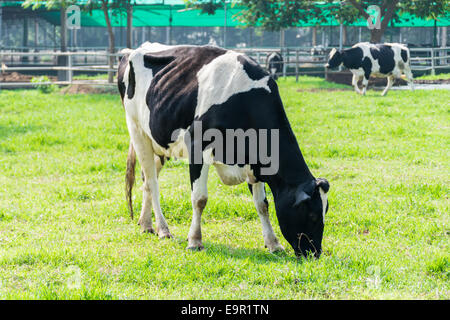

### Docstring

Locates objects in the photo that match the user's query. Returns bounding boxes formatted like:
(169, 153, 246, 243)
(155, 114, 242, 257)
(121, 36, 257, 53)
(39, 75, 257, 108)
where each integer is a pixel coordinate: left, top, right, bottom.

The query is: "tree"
(84, 0, 130, 82)
(23, 0, 77, 80)
(24, 0, 133, 82)
(186, 0, 449, 43)
(324, 0, 449, 43)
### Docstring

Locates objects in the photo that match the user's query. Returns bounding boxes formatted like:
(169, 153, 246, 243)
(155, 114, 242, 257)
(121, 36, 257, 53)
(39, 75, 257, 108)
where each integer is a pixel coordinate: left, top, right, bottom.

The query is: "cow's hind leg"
(249, 183, 284, 252)
(405, 67, 414, 91)
(188, 162, 210, 250)
(126, 117, 172, 238)
(382, 75, 394, 96)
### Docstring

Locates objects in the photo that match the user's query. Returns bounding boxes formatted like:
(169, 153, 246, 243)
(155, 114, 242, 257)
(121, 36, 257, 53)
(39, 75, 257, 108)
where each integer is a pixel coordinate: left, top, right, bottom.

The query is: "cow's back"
(121, 43, 274, 154)
(354, 42, 410, 76)
(143, 46, 227, 148)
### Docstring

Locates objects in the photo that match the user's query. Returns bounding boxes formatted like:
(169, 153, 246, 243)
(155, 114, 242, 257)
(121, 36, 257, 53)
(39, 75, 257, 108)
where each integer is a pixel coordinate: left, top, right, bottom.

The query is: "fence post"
(282, 48, 287, 78)
(295, 49, 299, 82)
(430, 48, 435, 76)
(68, 53, 72, 83)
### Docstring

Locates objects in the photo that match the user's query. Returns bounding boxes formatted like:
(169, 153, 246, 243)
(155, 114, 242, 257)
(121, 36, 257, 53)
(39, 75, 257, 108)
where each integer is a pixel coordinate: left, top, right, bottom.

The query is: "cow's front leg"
(249, 183, 284, 253)
(361, 77, 369, 95)
(352, 74, 362, 94)
(187, 162, 209, 250)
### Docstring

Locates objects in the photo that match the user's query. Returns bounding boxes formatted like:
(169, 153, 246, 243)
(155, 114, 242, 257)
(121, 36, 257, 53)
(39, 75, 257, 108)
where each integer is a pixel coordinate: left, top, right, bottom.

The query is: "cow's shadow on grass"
(199, 241, 299, 264)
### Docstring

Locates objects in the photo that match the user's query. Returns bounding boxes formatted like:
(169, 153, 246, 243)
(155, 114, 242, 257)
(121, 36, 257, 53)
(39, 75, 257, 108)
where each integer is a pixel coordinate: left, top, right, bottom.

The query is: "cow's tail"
(125, 141, 137, 220)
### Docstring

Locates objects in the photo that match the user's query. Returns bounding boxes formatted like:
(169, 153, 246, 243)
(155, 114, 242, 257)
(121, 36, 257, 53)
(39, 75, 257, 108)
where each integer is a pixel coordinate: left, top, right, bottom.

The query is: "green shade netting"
(2, 1, 449, 27)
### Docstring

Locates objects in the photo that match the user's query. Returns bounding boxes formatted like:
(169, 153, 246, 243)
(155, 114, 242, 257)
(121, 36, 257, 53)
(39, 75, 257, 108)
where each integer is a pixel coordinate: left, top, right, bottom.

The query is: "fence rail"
(0, 46, 449, 88)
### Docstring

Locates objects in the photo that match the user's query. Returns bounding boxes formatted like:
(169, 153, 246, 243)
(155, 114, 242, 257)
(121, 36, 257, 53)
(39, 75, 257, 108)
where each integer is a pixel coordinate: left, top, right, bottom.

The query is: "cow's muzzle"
(296, 233, 321, 259)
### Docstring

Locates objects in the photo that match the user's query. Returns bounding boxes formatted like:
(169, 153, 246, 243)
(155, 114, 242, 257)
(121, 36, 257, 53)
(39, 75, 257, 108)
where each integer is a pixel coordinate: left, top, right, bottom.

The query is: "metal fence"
(0, 46, 449, 88)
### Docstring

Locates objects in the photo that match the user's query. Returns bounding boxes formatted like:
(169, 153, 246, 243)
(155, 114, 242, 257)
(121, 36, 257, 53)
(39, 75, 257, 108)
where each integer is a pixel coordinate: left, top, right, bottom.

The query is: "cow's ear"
(316, 178, 330, 193)
(329, 48, 339, 58)
(294, 181, 315, 207)
(294, 190, 311, 207)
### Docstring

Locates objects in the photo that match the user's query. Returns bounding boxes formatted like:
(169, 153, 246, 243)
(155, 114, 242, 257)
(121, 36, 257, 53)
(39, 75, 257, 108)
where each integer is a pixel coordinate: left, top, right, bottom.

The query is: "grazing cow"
(325, 42, 414, 96)
(118, 42, 329, 258)
(266, 52, 284, 80)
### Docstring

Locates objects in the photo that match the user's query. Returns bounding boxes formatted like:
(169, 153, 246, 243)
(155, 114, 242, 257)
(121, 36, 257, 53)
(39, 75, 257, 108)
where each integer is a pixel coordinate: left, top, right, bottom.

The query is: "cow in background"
(266, 52, 284, 80)
(326, 42, 414, 96)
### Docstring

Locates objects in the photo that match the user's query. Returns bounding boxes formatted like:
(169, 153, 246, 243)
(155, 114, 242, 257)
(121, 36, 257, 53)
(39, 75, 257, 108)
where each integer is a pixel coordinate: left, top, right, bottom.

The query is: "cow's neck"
(263, 115, 314, 196)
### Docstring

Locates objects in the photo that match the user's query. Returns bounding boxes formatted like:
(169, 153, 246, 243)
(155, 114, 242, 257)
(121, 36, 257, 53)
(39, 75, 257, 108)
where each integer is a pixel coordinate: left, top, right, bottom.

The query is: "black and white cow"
(326, 42, 414, 96)
(118, 42, 329, 258)
(266, 52, 284, 80)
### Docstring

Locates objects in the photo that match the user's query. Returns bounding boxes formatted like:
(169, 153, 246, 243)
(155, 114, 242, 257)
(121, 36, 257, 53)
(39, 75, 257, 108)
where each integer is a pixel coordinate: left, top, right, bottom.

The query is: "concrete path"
(390, 84, 450, 90)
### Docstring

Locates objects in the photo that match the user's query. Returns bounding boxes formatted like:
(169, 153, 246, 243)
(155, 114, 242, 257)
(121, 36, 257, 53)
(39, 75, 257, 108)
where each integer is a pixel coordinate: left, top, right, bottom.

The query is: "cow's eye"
(309, 212, 319, 222)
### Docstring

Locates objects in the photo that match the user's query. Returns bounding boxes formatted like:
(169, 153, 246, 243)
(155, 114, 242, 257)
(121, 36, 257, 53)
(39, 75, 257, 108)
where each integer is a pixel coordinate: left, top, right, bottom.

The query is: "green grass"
(72, 73, 109, 80)
(0, 76, 448, 299)
(416, 72, 450, 80)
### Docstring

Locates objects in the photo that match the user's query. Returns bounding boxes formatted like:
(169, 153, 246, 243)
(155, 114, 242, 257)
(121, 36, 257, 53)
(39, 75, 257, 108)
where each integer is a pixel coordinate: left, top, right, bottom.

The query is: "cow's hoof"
(187, 244, 204, 251)
(266, 243, 285, 253)
(158, 231, 173, 239)
(141, 226, 155, 234)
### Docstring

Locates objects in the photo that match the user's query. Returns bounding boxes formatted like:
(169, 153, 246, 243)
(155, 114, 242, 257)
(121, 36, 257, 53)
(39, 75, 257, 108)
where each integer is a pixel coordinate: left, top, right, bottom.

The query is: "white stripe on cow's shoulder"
(195, 51, 271, 118)
(319, 187, 328, 222)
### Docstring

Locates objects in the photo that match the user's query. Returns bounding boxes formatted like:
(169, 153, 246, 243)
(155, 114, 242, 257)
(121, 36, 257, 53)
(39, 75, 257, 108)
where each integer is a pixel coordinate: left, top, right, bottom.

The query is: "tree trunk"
(60, 5, 67, 52)
(312, 26, 317, 46)
(101, 1, 115, 83)
(57, 5, 68, 80)
(370, 28, 383, 43)
(343, 25, 347, 46)
(126, 1, 133, 48)
(349, 0, 398, 44)
(22, 18, 29, 63)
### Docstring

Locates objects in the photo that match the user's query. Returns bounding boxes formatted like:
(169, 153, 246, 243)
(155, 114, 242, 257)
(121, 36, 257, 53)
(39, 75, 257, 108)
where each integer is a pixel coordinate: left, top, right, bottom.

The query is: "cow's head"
(267, 53, 282, 79)
(276, 178, 330, 258)
(325, 48, 342, 69)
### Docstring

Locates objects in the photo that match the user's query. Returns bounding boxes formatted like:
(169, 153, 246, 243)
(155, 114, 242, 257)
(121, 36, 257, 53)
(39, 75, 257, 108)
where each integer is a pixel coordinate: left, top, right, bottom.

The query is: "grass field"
(416, 73, 450, 80)
(0, 77, 448, 299)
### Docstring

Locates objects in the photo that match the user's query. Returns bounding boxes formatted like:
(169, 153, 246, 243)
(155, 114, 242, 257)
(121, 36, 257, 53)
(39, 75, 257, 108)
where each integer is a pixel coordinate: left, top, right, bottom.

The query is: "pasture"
(0, 77, 448, 299)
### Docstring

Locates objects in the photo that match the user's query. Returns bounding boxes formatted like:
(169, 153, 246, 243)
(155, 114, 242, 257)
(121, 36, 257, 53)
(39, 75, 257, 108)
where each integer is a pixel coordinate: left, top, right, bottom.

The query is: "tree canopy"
(186, 0, 450, 42)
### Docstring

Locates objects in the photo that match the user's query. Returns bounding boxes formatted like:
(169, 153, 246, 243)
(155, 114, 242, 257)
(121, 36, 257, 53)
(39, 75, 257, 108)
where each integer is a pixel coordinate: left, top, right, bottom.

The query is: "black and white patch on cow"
(266, 52, 284, 80)
(118, 42, 330, 258)
(326, 42, 414, 96)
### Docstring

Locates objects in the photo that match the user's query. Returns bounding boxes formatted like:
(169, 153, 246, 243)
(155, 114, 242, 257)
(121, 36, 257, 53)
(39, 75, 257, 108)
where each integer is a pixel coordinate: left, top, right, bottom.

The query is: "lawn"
(0, 76, 448, 299)
(416, 72, 450, 81)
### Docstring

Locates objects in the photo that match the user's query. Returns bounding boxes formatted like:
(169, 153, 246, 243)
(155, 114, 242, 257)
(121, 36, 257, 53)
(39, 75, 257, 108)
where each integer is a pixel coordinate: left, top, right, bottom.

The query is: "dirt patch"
(0, 72, 57, 83)
(60, 84, 117, 95)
